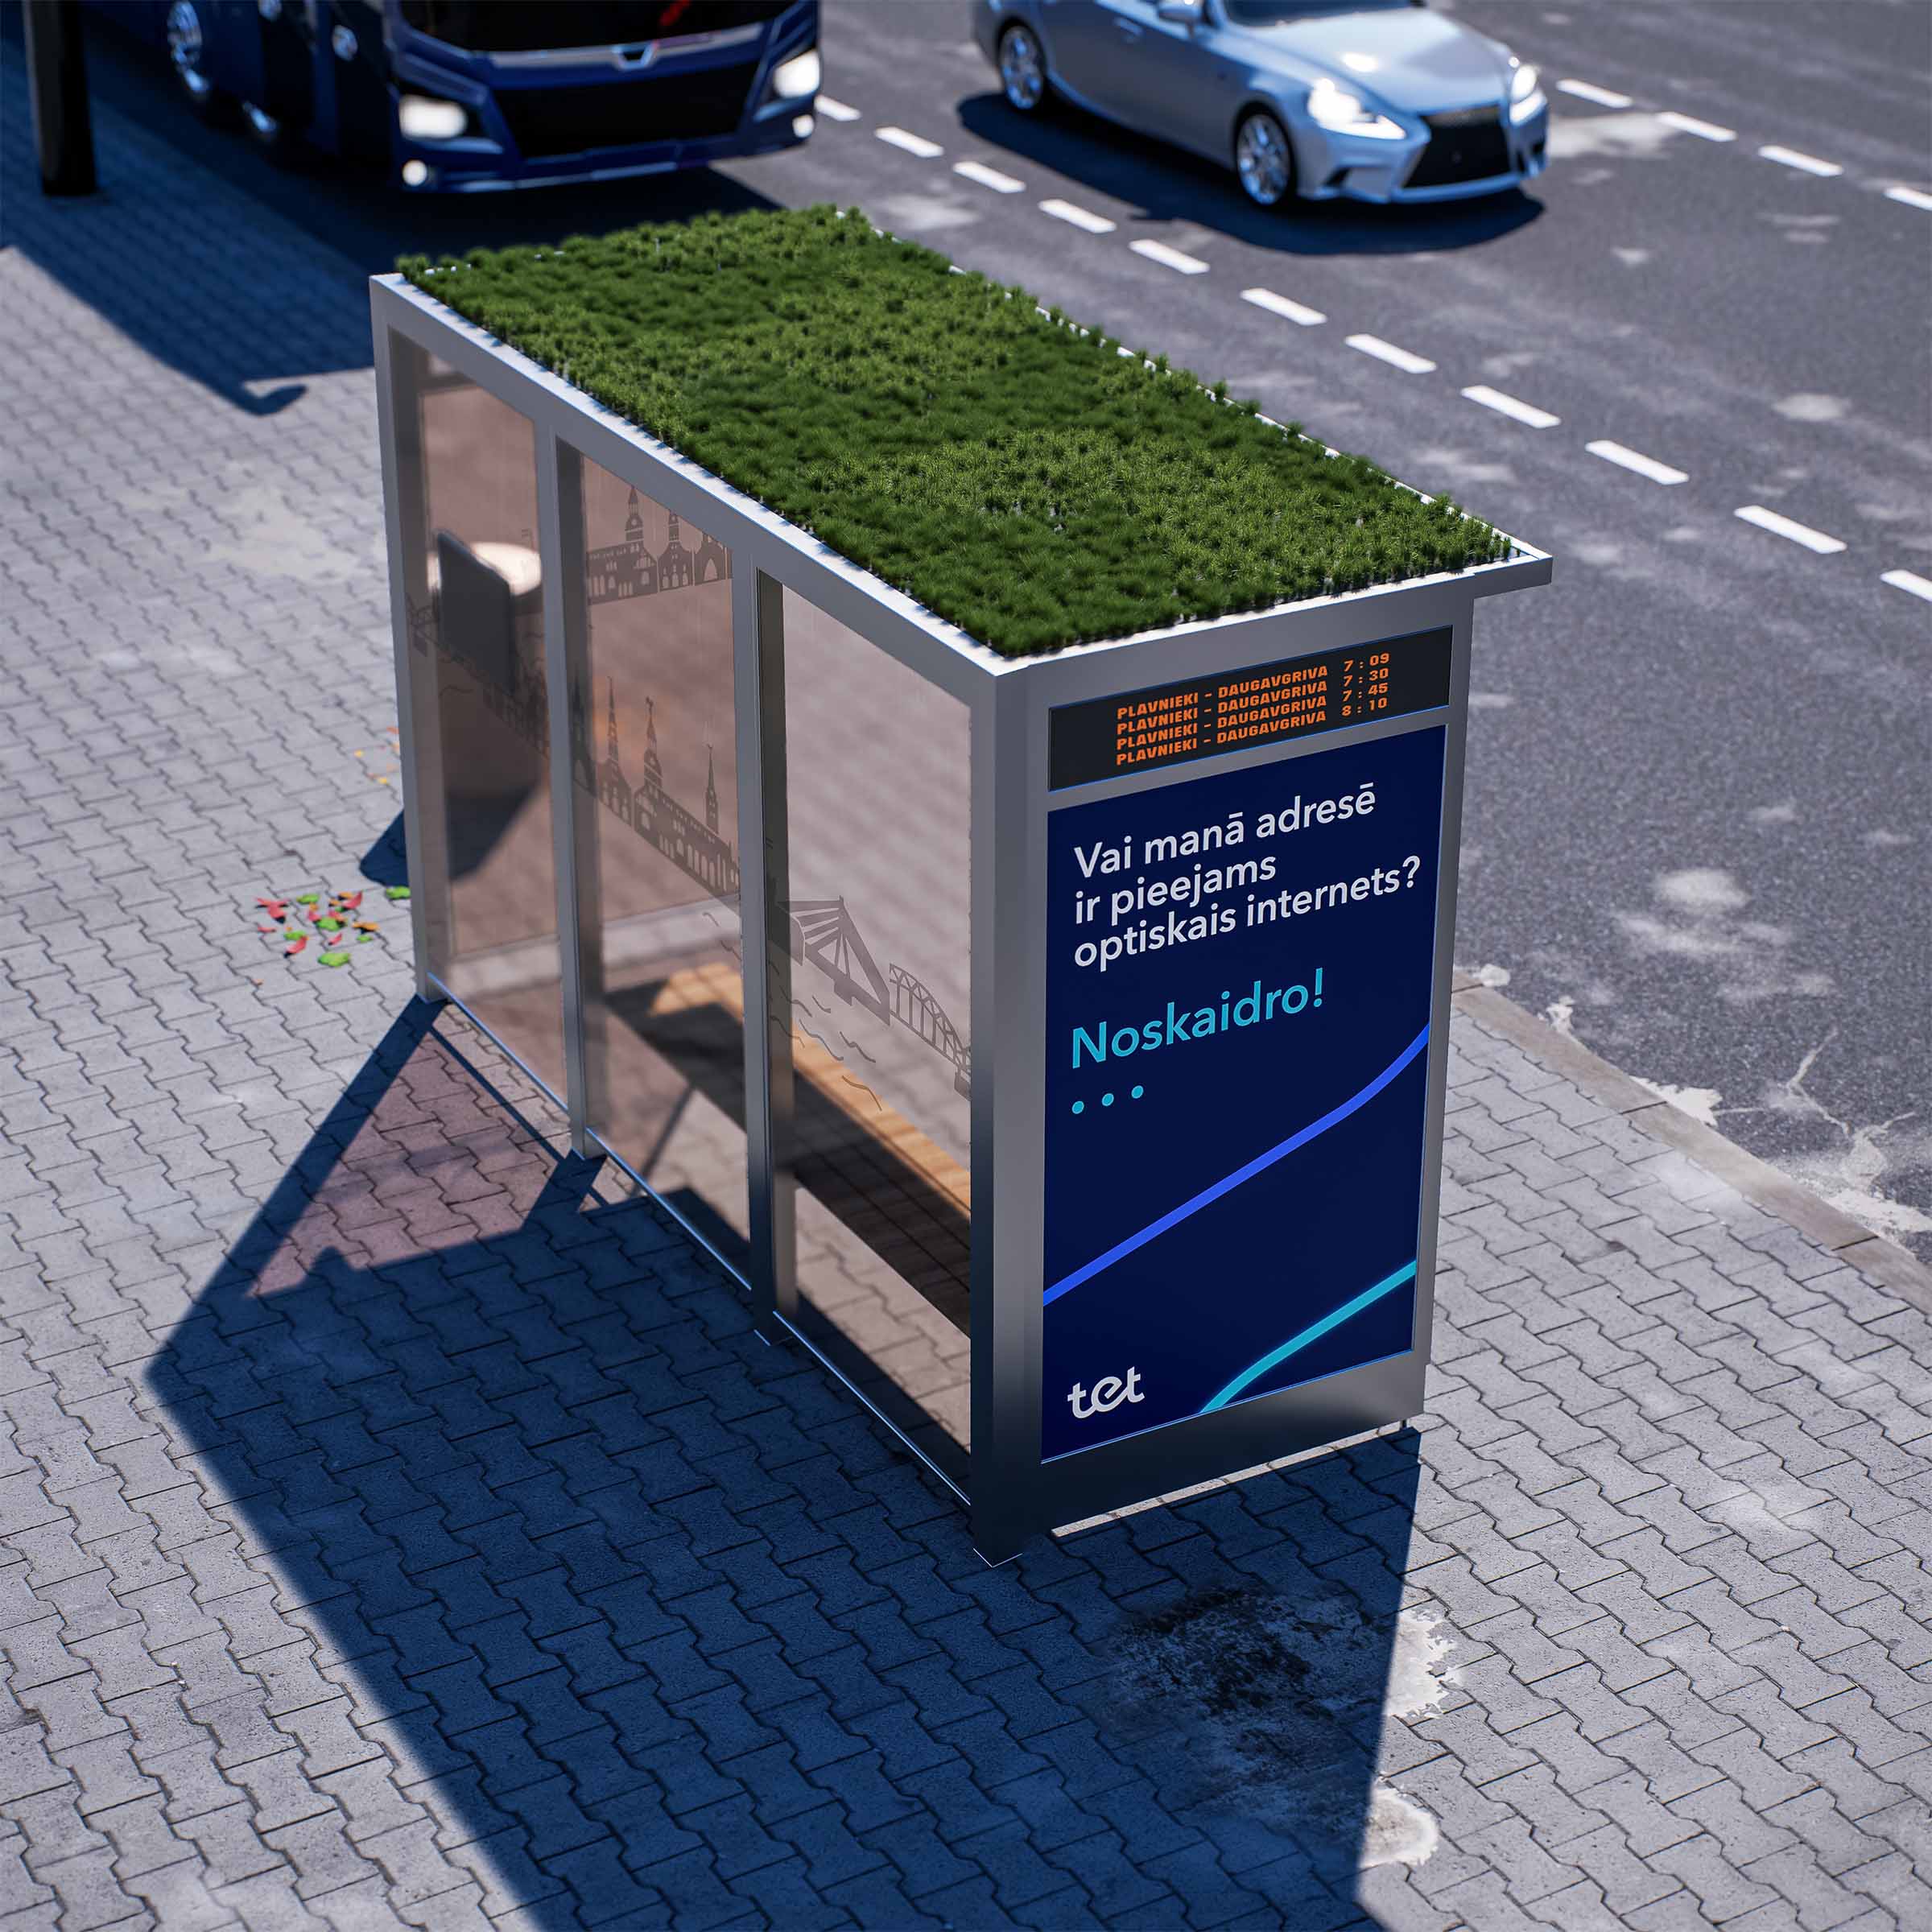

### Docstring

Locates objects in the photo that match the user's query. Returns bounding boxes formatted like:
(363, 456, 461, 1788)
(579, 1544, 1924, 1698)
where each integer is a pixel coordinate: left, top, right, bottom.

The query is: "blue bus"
(97, 1, 819, 190)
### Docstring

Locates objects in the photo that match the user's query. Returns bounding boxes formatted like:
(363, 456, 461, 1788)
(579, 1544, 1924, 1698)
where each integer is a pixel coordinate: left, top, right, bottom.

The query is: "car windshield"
(1223, 1, 1417, 24)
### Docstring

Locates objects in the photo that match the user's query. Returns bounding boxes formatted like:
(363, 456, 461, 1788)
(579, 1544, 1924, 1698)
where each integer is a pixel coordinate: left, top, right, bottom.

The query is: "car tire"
(1234, 108, 1298, 208)
(997, 22, 1050, 115)
(164, 0, 232, 122)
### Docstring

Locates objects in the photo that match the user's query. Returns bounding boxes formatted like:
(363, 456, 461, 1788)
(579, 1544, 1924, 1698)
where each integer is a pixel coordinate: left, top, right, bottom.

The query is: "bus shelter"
(371, 221, 1548, 1561)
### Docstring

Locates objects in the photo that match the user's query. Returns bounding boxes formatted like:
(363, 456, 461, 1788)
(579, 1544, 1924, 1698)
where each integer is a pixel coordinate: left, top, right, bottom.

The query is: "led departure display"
(1049, 625, 1452, 791)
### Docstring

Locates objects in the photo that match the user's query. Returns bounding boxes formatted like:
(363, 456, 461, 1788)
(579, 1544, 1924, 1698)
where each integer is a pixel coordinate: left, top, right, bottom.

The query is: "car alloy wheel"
(1000, 24, 1046, 114)
(242, 100, 302, 160)
(165, 0, 217, 105)
(1236, 109, 1295, 207)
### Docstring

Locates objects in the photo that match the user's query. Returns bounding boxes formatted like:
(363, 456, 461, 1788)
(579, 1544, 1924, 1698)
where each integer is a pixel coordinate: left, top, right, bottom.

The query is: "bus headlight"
(398, 94, 470, 142)
(770, 47, 820, 100)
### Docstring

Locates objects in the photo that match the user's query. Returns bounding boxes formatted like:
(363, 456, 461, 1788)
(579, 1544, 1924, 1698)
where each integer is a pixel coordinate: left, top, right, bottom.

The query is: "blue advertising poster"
(1042, 724, 1447, 1460)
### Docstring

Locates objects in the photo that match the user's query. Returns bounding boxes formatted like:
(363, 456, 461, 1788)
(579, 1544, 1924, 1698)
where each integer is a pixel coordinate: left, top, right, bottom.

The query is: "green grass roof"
(400, 204, 1512, 659)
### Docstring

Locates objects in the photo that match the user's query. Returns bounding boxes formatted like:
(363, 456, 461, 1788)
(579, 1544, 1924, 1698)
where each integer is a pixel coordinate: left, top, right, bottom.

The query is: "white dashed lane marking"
(1586, 440, 1688, 485)
(876, 126, 943, 158)
(1039, 198, 1117, 234)
(894, 152, 1901, 598)
(1558, 79, 1633, 108)
(1658, 111, 1736, 142)
(1462, 386, 1561, 429)
(815, 96, 861, 122)
(1759, 144, 1843, 177)
(1735, 506, 1847, 554)
(1241, 287, 1326, 326)
(1346, 334, 1435, 374)
(953, 160, 1023, 193)
(1130, 238, 1210, 275)
(1532, 80, 1898, 235)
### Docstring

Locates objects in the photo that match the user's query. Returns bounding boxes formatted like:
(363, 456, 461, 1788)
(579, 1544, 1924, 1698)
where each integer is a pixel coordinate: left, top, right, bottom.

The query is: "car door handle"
(1115, 22, 1142, 39)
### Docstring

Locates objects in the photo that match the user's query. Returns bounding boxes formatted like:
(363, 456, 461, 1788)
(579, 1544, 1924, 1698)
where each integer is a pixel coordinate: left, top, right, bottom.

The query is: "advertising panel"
(1041, 639, 1450, 1462)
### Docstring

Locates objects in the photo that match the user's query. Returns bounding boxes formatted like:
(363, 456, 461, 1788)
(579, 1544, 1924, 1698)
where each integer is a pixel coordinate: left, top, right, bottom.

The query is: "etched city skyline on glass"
(409, 361, 566, 1097)
(566, 461, 750, 1245)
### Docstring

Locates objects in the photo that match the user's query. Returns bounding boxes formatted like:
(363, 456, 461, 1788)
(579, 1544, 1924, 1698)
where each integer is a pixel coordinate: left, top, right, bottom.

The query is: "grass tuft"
(399, 204, 1513, 658)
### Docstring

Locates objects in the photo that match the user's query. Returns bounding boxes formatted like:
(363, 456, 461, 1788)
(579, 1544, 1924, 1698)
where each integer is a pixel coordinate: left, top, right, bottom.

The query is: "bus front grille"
(495, 65, 758, 158)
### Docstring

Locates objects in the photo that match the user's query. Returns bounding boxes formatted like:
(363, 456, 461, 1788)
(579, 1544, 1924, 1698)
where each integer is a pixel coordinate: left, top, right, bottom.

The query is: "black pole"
(23, 0, 97, 197)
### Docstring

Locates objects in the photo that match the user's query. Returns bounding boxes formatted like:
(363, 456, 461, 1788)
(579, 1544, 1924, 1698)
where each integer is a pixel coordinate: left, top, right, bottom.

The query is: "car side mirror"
(1156, 0, 1203, 25)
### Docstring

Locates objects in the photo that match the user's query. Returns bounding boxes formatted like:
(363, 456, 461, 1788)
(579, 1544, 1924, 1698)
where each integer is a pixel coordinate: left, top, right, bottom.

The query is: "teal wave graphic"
(1198, 1260, 1418, 1414)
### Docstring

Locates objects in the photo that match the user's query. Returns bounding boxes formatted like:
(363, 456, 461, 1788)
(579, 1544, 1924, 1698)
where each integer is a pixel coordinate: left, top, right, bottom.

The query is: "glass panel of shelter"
(399, 345, 567, 1098)
(391, 350, 972, 1465)
(556, 448, 751, 1253)
(774, 588, 974, 1456)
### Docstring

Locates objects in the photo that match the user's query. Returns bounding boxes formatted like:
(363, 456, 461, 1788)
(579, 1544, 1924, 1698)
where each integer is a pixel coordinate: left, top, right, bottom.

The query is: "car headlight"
(1306, 77, 1405, 139)
(1508, 60, 1545, 122)
(770, 47, 820, 100)
(398, 94, 469, 141)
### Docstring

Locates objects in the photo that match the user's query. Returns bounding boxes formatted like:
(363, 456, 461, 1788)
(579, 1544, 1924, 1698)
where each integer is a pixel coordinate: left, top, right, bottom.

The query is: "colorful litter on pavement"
(254, 886, 408, 968)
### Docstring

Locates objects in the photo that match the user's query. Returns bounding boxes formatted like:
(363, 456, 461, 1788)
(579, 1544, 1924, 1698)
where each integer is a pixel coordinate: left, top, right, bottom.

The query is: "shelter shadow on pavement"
(359, 813, 410, 892)
(148, 997, 1425, 1930)
(955, 91, 1542, 258)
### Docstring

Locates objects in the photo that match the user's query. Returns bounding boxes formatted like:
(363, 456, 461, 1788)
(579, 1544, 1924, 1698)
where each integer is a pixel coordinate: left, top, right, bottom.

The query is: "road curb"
(1451, 971, 1932, 1313)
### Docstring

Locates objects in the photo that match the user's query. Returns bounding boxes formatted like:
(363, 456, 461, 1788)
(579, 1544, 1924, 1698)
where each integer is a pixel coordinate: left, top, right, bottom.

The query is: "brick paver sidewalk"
(4, 47, 1931, 1932)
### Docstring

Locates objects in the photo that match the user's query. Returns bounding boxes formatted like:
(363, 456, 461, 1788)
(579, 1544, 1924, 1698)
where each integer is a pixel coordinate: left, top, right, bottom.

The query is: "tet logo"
(1067, 1368, 1145, 1421)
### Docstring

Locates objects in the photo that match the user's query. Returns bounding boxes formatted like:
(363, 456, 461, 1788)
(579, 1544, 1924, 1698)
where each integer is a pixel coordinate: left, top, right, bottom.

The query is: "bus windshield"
(398, 1, 791, 54)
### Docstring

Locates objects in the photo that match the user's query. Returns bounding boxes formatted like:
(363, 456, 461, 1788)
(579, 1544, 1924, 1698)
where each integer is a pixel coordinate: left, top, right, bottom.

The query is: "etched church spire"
(569, 673, 594, 791)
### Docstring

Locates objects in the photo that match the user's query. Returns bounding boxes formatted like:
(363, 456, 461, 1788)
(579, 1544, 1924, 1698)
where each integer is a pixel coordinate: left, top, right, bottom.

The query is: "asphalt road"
(30, 1, 1932, 1257)
(746, 0, 1932, 1261)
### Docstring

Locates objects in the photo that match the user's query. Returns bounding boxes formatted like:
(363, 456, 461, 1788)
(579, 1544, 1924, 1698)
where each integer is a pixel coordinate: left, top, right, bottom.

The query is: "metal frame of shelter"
(371, 271, 1551, 1563)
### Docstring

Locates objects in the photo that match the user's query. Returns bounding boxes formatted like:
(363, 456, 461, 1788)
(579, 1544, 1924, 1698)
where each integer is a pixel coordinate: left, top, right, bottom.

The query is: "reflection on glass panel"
(567, 457, 748, 1247)
(779, 589, 973, 1448)
(407, 351, 565, 1095)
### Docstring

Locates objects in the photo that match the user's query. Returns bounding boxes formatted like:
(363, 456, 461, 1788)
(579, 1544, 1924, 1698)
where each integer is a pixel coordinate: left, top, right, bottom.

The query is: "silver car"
(972, 0, 1550, 207)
